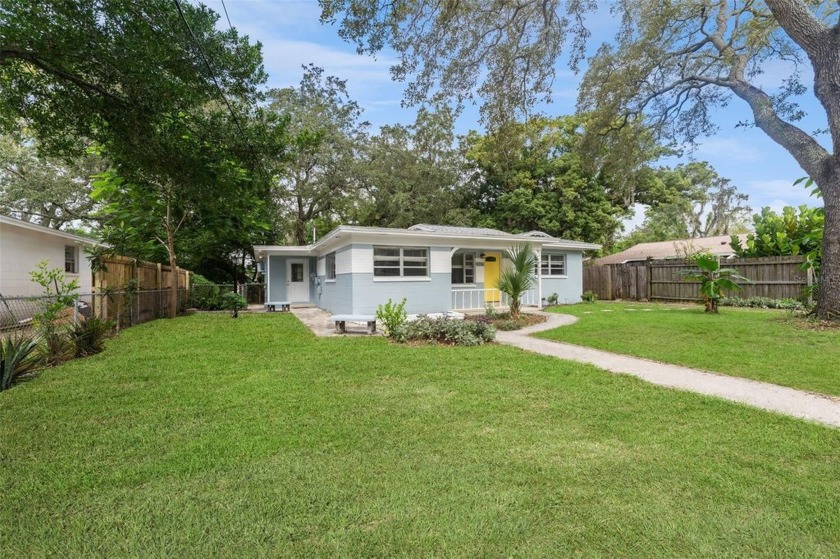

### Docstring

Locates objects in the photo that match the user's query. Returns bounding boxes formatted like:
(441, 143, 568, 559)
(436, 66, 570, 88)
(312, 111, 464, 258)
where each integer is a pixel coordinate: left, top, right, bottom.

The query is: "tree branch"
(764, 0, 832, 58)
(0, 47, 126, 104)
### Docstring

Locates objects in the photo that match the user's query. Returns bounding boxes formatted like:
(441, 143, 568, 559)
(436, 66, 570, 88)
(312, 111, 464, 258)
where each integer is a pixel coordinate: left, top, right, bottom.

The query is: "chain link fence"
(0, 289, 190, 335)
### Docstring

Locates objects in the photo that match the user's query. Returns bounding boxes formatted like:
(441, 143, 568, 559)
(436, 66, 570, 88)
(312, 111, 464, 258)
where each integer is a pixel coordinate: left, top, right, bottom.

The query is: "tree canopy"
(318, 0, 840, 318)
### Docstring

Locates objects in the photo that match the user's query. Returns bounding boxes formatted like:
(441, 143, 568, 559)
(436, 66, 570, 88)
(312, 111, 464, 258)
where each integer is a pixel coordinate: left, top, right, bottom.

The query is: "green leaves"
(497, 245, 536, 319)
(680, 254, 747, 313)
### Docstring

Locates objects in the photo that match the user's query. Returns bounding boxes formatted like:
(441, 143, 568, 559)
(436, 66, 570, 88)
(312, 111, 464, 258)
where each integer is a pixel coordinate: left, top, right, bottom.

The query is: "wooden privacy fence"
(584, 255, 812, 302)
(93, 255, 192, 326)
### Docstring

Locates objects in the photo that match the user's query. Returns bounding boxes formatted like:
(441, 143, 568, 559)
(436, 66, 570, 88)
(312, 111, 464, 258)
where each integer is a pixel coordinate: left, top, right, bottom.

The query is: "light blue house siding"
(314, 245, 352, 314)
(349, 245, 451, 315)
(267, 255, 317, 303)
(540, 251, 583, 304)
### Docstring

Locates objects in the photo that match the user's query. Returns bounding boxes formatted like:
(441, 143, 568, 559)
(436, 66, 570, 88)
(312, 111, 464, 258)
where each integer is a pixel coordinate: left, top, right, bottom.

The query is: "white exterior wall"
(0, 221, 93, 296)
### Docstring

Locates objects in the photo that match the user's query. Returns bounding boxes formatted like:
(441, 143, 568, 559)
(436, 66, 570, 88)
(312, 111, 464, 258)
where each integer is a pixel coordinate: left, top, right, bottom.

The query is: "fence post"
(605, 266, 613, 300)
(646, 257, 653, 301)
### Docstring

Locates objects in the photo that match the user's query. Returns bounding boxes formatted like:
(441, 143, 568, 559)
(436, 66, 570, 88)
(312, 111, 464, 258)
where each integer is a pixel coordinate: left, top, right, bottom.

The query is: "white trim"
(0, 215, 101, 245)
(373, 277, 432, 283)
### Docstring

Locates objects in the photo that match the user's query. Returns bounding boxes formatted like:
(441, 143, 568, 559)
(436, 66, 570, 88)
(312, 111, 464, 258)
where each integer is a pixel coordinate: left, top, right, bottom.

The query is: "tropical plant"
(0, 333, 40, 391)
(496, 245, 536, 319)
(681, 254, 748, 314)
(375, 298, 407, 338)
(73, 317, 115, 357)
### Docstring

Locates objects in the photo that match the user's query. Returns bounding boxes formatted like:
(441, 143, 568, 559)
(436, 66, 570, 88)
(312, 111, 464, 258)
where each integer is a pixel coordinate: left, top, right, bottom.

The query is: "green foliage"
(0, 333, 40, 391)
(355, 107, 474, 228)
(581, 291, 598, 303)
(28, 261, 79, 364)
(188, 274, 229, 310)
(618, 162, 750, 251)
(73, 317, 115, 357)
(375, 298, 407, 338)
(545, 293, 560, 305)
(731, 205, 824, 275)
(681, 254, 747, 313)
(462, 116, 656, 245)
(266, 64, 367, 244)
(719, 297, 806, 311)
(0, 0, 266, 161)
(496, 245, 536, 319)
(223, 292, 248, 318)
(400, 316, 496, 346)
(0, 133, 106, 228)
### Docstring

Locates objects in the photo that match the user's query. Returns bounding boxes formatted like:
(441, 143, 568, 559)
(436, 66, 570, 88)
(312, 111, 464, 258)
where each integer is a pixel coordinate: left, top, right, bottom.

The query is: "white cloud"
(743, 178, 819, 211)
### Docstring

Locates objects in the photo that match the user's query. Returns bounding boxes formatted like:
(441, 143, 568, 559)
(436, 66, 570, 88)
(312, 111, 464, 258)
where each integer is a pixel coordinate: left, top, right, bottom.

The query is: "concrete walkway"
(496, 311, 840, 428)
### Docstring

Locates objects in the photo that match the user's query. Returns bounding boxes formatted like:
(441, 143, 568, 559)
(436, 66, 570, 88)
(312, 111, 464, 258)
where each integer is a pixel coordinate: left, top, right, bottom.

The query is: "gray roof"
(593, 234, 748, 265)
(407, 224, 511, 237)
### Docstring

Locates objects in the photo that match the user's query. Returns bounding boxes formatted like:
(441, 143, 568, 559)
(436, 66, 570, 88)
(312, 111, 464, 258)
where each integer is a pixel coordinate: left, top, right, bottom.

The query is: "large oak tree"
(320, 0, 840, 319)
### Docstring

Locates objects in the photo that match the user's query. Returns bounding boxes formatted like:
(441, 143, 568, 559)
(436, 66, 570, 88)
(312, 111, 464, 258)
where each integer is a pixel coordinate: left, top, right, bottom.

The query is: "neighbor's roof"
(593, 234, 748, 266)
(0, 214, 100, 245)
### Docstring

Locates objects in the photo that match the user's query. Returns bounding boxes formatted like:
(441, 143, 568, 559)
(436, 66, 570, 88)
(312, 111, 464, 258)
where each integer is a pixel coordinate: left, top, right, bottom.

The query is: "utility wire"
(170, 0, 272, 181)
(220, 0, 233, 29)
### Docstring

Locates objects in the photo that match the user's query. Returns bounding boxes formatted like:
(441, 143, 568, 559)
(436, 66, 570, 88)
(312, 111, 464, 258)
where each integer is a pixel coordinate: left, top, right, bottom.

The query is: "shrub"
(401, 316, 495, 346)
(29, 261, 78, 365)
(581, 291, 598, 303)
(189, 274, 227, 310)
(73, 317, 115, 357)
(376, 298, 407, 338)
(223, 292, 248, 318)
(719, 296, 806, 311)
(496, 245, 536, 319)
(545, 293, 559, 305)
(1, 333, 40, 391)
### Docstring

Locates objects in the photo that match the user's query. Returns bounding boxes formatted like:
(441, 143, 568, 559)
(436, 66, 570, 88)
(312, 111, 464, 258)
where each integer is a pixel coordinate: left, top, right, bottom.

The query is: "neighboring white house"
(0, 215, 99, 297)
(254, 224, 601, 316)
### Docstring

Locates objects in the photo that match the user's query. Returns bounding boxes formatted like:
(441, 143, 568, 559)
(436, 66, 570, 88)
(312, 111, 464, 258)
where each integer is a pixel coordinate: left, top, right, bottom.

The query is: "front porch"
(451, 287, 540, 311)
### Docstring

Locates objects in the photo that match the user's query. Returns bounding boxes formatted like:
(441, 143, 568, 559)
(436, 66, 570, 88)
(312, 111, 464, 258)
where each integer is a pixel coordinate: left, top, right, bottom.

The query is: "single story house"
(253, 224, 600, 315)
(0, 214, 98, 296)
(592, 233, 749, 266)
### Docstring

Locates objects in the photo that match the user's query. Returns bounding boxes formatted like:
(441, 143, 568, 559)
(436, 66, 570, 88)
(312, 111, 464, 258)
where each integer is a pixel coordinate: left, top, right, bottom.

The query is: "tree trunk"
(163, 196, 179, 319)
(817, 179, 840, 319)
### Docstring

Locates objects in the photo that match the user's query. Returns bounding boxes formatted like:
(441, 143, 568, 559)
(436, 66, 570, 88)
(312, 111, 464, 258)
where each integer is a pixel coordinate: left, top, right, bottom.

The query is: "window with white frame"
(451, 252, 475, 284)
(541, 253, 566, 276)
(326, 252, 336, 280)
(373, 246, 428, 277)
(64, 245, 77, 274)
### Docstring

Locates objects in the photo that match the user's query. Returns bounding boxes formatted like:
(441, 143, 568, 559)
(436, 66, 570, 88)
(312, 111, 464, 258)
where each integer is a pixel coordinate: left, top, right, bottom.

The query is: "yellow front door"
(484, 253, 501, 303)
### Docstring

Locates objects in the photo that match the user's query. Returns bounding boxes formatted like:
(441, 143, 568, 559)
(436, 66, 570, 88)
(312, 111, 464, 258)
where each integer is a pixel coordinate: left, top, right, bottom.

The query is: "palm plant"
(1, 333, 40, 391)
(682, 254, 748, 313)
(496, 245, 536, 319)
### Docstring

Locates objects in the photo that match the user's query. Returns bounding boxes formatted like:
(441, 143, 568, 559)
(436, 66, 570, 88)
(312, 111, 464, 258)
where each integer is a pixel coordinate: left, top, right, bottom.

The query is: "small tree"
(496, 245, 536, 320)
(682, 254, 747, 314)
(29, 260, 79, 363)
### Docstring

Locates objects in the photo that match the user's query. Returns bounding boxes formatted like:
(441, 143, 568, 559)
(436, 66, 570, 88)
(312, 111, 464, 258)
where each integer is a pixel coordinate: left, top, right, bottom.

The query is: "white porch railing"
(451, 288, 539, 311)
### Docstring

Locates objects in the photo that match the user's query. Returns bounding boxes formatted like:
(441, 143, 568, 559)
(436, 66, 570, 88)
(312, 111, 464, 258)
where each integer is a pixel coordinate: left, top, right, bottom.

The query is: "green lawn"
(2, 313, 839, 557)
(539, 302, 840, 397)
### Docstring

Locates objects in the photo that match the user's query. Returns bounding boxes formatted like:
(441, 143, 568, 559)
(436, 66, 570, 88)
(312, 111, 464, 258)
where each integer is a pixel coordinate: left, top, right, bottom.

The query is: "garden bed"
(465, 311, 547, 331)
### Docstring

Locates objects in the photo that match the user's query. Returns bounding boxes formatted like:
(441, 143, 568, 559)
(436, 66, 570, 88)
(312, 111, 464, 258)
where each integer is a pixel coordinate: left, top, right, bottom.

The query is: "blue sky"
(204, 0, 826, 231)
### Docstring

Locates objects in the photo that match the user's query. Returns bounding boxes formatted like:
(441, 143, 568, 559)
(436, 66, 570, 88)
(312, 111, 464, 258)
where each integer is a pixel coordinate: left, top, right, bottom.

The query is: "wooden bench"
(265, 301, 291, 312)
(330, 314, 377, 334)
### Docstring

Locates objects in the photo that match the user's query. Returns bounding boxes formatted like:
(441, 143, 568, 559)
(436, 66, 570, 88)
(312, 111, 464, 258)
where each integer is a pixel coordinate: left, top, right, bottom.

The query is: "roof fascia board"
(0, 215, 101, 245)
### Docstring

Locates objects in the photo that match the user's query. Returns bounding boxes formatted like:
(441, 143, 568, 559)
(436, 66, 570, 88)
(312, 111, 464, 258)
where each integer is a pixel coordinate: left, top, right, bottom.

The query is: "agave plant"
(682, 254, 748, 313)
(1, 333, 41, 391)
(496, 244, 536, 320)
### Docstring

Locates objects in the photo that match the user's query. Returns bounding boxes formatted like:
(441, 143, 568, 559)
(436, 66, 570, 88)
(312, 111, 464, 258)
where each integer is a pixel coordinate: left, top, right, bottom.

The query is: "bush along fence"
(584, 255, 813, 303)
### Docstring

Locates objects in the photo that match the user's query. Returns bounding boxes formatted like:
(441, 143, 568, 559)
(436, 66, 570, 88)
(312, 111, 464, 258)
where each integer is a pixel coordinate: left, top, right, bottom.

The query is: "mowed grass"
(2, 313, 839, 557)
(540, 302, 840, 396)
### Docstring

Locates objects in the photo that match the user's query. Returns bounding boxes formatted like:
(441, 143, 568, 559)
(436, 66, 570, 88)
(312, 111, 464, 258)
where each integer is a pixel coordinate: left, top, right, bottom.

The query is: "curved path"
(496, 311, 840, 428)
